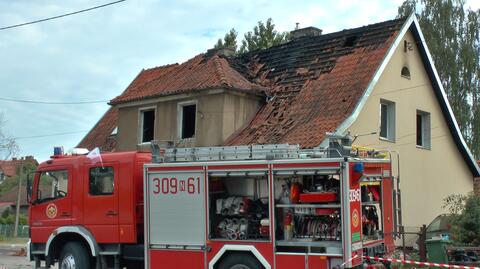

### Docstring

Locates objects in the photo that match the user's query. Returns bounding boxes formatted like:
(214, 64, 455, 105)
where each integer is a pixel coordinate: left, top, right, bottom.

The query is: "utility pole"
(13, 158, 23, 237)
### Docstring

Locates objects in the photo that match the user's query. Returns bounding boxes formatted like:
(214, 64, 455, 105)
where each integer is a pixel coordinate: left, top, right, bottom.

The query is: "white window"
(177, 101, 197, 139)
(139, 107, 155, 143)
(416, 110, 431, 149)
(379, 99, 395, 141)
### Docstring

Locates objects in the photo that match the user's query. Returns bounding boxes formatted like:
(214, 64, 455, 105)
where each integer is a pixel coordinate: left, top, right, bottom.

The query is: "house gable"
(346, 16, 476, 227)
(336, 15, 479, 178)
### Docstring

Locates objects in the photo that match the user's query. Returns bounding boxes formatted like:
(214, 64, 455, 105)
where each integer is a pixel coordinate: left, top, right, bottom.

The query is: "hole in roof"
(401, 66, 411, 79)
(344, 35, 358, 47)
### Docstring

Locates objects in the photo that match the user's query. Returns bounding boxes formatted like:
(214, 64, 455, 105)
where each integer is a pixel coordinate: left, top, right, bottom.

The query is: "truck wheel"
(59, 242, 90, 269)
(217, 253, 263, 269)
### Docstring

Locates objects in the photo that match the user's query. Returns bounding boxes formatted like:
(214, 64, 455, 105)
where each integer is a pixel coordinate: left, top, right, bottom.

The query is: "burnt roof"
(226, 18, 404, 147)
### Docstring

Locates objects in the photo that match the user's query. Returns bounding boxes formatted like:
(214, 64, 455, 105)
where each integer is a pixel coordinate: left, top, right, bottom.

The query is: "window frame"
(379, 99, 396, 142)
(138, 106, 156, 144)
(177, 100, 197, 139)
(416, 110, 431, 149)
(88, 166, 115, 196)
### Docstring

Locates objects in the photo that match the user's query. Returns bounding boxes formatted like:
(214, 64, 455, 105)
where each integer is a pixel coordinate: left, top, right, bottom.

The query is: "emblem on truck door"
(46, 203, 57, 219)
(352, 208, 359, 228)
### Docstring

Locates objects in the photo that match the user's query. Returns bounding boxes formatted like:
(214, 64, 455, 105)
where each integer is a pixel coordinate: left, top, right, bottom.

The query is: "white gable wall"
(348, 30, 473, 230)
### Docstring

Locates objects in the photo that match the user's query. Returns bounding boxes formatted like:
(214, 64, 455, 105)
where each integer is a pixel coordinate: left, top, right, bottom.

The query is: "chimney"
(290, 26, 322, 39)
(206, 47, 236, 57)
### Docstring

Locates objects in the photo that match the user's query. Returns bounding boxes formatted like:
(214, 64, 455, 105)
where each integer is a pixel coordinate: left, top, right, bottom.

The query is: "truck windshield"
(37, 170, 68, 203)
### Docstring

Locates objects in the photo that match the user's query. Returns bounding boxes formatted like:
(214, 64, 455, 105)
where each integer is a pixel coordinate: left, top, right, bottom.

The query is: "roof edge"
(77, 106, 115, 148)
(331, 14, 414, 141)
(409, 16, 480, 177)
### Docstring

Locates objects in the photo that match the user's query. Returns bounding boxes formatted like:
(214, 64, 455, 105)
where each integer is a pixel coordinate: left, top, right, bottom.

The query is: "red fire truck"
(27, 140, 400, 269)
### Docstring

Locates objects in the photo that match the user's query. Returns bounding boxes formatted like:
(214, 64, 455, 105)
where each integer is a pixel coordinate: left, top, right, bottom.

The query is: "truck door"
(30, 168, 73, 242)
(84, 163, 119, 242)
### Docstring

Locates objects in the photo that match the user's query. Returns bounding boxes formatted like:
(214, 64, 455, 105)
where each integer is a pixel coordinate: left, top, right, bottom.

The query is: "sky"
(1, 0, 479, 163)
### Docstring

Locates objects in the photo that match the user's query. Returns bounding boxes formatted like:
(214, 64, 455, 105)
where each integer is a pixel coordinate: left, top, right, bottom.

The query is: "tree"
(0, 113, 17, 160)
(239, 18, 290, 54)
(214, 28, 238, 52)
(397, 1, 480, 157)
(213, 18, 290, 55)
(443, 193, 480, 245)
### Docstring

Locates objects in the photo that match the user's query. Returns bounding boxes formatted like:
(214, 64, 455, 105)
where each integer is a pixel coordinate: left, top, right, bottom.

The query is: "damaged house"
(78, 15, 480, 230)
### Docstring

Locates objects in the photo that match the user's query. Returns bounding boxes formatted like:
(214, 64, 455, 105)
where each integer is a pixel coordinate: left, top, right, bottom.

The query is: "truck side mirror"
(26, 173, 33, 204)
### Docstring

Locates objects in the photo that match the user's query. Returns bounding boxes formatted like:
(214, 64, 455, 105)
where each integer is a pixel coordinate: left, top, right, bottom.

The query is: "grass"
(0, 236, 28, 245)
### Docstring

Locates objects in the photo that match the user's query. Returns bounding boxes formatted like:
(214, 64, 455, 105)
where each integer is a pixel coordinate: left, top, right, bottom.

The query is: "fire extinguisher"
(284, 211, 293, 240)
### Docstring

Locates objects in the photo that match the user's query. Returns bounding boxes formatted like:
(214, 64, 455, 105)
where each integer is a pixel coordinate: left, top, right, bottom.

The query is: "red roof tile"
(0, 156, 38, 177)
(110, 54, 265, 105)
(77, 107, 118, 152)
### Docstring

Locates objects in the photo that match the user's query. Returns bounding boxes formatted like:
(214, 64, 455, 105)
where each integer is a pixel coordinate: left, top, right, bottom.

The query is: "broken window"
(379, 100, 395, 141)
(141, 109, 155, 143)
(416, 110, 431, 149)
(179, 102, 196, 139)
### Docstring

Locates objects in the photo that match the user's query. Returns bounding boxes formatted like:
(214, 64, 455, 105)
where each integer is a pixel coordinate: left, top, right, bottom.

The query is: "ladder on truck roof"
(150, 143, 327, 163)
(149, 141, 385, 163)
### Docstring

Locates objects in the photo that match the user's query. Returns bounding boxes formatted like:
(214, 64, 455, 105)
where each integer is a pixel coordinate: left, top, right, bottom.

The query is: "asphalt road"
(0, 244, 33, 269)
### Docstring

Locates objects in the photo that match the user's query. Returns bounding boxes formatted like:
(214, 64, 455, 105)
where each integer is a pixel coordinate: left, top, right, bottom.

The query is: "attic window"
(401, 66, 411, 79)
(140, 108, 155, 143)
(344, 35, 358, 47)
(178, 101, 196, 139)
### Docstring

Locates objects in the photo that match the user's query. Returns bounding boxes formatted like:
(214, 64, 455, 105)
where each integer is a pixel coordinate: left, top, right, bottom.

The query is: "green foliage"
(397, 0, 480, 157)
(452, 194, 480, 245)
(214, 28, 238, 52)
(442, 193, 480, 245)
(0, 209, 27, 225)
(0, 161, 37, 196)
(214, 18, 290, 55)
(239, 18, 290, 54)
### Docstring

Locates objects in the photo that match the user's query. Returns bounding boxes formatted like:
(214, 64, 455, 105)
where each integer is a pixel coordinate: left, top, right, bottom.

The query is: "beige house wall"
(348, 30, 473, 229)
(116, 90, 261, 151)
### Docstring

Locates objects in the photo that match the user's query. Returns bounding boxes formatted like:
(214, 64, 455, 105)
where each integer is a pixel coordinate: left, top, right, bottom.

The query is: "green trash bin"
(426, 238, 452, 264)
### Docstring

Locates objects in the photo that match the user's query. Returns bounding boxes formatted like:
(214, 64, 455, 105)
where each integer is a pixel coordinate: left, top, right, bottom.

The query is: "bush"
(0, 210, 27, 225)
(443, 193, 480, 245)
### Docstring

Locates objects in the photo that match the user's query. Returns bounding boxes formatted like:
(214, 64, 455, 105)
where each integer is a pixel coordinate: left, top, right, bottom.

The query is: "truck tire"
(217, 253, 263, 269)
(59, 242, 91, 269)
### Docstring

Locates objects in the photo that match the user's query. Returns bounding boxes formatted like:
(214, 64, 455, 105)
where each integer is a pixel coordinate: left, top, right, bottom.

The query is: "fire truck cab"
(144, 142, 400, 269)
(28, 151, 150, 269)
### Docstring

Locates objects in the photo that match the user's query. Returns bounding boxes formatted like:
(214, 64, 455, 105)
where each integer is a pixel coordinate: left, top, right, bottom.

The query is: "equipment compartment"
(274, 173, 343, 254)
(208, 173, 270, 241)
